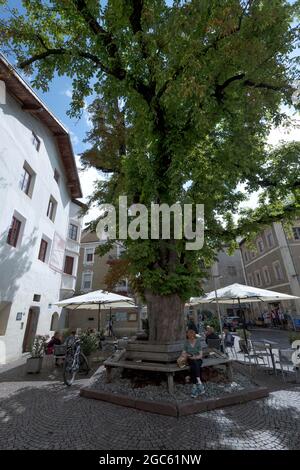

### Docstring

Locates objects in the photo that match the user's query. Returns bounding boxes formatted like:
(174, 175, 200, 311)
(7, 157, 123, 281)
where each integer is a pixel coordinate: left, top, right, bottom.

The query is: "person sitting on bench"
(205, 326, 219, 344)
(182, 329, 205, 398)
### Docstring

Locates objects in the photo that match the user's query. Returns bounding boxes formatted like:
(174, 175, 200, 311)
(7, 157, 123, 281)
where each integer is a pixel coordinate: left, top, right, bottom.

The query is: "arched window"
(50, 312, 59, 331)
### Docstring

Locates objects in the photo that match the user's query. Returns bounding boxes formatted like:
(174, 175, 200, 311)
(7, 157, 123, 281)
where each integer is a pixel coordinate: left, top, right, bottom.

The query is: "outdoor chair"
(225, 341, 238, 360)
(251, 341, 272, 369)
(238, 340, 260, 375)
(276, 349, 299, 382)
(207, 338, 221, 350)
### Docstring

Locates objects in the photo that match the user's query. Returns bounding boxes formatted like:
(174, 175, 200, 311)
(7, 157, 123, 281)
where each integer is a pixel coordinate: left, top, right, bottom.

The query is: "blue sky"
(0, 0, 299, 222)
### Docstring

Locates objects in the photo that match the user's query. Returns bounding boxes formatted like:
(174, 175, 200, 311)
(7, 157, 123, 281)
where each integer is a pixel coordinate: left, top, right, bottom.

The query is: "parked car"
(223, 316, 242, 332)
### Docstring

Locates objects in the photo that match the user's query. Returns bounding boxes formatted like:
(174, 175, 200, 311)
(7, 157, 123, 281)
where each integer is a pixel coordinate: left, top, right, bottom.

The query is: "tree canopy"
(1, 1, 299, 321)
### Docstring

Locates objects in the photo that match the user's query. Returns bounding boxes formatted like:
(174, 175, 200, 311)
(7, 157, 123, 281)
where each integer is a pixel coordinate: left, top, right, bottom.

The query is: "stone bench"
(104, 351, 233, 394)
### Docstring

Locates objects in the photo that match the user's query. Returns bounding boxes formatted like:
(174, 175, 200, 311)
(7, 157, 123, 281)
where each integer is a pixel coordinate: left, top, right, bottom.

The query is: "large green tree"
(1, 0, 299, 342)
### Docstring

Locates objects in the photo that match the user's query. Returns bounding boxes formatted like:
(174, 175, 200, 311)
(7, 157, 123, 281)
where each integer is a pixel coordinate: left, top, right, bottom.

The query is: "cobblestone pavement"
(0, 360, 299, 450)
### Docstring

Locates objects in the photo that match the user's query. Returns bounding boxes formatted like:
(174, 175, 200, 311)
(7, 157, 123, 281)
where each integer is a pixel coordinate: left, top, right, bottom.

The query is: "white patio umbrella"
(190, 283, 299, 345)
(55, 290, 137, 331)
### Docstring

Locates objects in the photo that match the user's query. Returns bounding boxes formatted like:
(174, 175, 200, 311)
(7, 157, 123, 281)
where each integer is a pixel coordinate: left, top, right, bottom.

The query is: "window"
(69, 223, 78, 241)
(19, 167, 31, 196)
(114, 312, 128, 322)
(85, 248, 94, 264)
(292, 227, 300, 240)
(257, 238, 264, 254)
(7, 216, 22, 247)
(227, 266, 237, 276)
(248, 274, 253, 286)
(82, 272, 92, 290)
(31, 131, 40, 151)
(244, 250, 249, 262)
(273, 261, 284, 281)
(50, 312, 59, 331)
(64, 256, 74, 275)
(33, 294, 41, 302)
(255, 270, 262, 286)
(38, 239, 48, 262)
(251, 251, 256, 259)
(54, 169, 60, 184)
(263, 266, 271, 284)
(266, 230, 274, 248)
(128, 313, 137, 322)
(47, 196, 57, 222)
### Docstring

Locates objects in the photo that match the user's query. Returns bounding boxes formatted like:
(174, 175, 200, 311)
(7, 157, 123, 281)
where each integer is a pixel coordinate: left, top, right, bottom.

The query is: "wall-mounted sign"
(16, 312, 23, 321)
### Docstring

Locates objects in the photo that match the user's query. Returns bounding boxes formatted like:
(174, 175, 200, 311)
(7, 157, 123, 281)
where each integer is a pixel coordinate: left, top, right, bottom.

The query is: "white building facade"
(0, 55, 83, 362)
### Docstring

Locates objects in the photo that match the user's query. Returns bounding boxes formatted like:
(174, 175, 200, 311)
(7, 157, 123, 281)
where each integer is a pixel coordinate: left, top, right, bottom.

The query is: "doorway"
(22, 307, 40, 353)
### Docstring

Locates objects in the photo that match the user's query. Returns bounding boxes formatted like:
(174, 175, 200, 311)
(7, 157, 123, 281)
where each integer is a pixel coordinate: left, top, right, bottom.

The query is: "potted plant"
(79, 332, 98, 357)
(288, 332, 300, 344)
(26, 335, 49, 373)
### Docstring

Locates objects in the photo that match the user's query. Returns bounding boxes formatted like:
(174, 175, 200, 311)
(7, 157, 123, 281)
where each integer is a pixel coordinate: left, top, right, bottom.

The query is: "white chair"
(238, 340, 259, 375)
(276, 348, 299, 382)
(251, 341, 272, 369)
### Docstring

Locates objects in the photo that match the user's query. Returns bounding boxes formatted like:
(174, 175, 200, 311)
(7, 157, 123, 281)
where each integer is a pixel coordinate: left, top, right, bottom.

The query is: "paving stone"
(0, 363, 299, 449)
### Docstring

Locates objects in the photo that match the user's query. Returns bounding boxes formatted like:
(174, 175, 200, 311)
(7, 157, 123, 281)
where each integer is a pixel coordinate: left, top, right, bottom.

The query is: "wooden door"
(22, 308, 39, 352)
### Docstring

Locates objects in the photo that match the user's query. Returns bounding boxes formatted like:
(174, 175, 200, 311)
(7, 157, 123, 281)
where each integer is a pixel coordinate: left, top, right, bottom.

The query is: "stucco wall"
(67, 307, 139, 337)
(0, 92, 80, 361)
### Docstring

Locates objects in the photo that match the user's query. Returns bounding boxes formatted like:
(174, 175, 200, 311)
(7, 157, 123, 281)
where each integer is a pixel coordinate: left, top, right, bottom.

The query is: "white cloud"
(69, 130, 79, 146)
(83, 100, 93, 129)
(267, 121, 300, 146)
(61, 88, 73, 98)
(75, 154, 103, 223)
(237, 106, 300, 217)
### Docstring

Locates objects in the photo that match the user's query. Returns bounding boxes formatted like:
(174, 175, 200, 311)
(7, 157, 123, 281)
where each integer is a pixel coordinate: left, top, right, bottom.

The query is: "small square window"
(33, 294, 41, 302)
(85, 248, 94, 263)
(31, 131, 41, 151)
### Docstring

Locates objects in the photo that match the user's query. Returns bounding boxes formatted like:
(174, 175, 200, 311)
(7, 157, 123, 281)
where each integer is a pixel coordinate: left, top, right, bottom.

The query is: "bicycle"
(55, 337, 90, 386)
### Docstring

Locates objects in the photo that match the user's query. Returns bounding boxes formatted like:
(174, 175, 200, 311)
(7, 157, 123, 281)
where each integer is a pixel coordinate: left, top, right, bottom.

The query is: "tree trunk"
(145, 291, 185, 342)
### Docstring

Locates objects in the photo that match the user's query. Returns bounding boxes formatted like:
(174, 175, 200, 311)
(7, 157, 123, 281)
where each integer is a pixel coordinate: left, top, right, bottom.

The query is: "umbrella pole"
(238, 298, 248, 347)
(98, 303, 101, 332)
(213, 277, 225, 353)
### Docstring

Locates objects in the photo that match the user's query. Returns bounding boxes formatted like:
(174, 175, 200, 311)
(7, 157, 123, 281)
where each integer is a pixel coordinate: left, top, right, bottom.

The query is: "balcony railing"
(65, 238, 80, 254)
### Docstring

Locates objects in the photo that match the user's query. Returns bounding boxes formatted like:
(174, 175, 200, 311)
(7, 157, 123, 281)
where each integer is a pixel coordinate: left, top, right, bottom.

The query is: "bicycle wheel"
(79, 353, 90, 375)
(63, 367, 77, 386)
